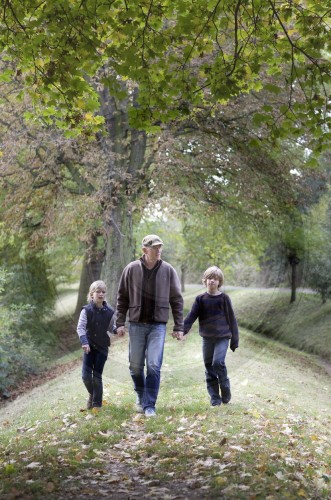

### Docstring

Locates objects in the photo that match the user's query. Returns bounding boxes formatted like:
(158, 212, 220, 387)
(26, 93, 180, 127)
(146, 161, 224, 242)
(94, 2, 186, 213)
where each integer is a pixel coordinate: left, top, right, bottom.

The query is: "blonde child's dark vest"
(83, 302, 114, 350)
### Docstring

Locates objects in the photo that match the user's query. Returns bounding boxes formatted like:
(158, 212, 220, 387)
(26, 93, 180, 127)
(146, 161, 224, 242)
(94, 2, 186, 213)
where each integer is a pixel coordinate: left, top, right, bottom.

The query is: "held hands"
(116, 326, 126, 337)
(172, 331, 184, 341)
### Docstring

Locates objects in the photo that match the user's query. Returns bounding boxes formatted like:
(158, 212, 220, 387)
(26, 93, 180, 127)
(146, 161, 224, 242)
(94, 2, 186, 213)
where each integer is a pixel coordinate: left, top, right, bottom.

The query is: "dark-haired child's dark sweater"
(184, 292, 239, 352)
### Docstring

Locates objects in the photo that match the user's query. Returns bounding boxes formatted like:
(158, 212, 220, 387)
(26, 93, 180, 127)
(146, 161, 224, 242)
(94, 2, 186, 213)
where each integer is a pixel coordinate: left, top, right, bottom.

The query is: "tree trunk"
(289, 253, 300, 303)
(321, 289, 327, 304)
(73, 81, 149, 311)
(102, 202, 135, 307)
(74, 234, 105, 317)
(97, 85, 148, 306)
(181, 263, 186, 293)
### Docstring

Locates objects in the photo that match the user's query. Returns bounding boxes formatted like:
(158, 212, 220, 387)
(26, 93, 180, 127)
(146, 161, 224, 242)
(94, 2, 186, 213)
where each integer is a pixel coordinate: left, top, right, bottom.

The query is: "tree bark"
(98, 86, 148, 306)
(74, 234, 105, 317)
(289, 253, 300, 303)
(73, 82, 149, 311)
(181, 263, 186, 293)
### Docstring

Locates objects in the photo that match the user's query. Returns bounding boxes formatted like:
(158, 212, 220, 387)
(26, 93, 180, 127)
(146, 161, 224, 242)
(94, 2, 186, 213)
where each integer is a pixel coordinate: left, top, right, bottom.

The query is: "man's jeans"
(82, 347, 108, 407)
(202, 337, 229, 405)
(129, 322, 166, 410)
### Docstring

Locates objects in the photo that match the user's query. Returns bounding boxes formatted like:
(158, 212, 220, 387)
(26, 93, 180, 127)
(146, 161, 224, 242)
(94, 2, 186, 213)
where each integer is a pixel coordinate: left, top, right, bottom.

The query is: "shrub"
(0, 269, 45, 395)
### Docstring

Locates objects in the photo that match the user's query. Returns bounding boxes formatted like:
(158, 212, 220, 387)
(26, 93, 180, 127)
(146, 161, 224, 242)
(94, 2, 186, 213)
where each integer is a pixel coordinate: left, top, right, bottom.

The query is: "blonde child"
(183, 266, 239, 406)
(76, 280, 114, 409)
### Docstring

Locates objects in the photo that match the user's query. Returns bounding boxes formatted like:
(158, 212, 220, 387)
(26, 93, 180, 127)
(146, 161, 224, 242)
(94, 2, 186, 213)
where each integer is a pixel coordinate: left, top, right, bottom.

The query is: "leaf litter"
(0, 333, 330, 499)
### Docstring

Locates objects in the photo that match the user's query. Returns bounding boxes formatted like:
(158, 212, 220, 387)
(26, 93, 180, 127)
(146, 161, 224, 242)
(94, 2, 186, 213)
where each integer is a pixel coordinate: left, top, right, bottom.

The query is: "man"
(115, 234, 184, 417)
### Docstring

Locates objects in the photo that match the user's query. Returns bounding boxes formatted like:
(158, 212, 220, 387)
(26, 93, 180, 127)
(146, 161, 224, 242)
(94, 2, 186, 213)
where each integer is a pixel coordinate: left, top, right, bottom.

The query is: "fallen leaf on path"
(132, 414, 144, 422)
(274, 471, 285, 480)
(105, 476, 121, 483)
(45, 482, 55, 492)
(98, 430, 112, 437)
(26, 462, 42, 469)
(245, 408, 261, 418)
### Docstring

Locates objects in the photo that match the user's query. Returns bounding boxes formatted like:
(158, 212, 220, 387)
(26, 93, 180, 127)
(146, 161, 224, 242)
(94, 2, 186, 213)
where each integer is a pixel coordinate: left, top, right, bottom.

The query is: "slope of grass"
(53, 283, 331, 363)
(0, 316, 330, 499)
(226, 288, 331, 362)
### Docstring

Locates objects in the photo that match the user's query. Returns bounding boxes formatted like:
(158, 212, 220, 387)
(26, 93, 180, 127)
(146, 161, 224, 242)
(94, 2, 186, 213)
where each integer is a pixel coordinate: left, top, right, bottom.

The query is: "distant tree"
(283, 214, 306, 303)
(182, 204, 266, 284)
(306, 192, 331, 303)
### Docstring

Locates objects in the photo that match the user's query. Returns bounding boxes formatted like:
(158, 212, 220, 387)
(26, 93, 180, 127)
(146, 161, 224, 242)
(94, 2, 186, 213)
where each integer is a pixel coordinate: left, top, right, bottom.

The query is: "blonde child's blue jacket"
(183, 292, 239, 351)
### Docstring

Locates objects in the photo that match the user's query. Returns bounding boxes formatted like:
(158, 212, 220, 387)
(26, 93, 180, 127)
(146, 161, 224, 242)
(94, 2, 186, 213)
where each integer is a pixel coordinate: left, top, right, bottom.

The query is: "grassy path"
(0, 324, 330, 499)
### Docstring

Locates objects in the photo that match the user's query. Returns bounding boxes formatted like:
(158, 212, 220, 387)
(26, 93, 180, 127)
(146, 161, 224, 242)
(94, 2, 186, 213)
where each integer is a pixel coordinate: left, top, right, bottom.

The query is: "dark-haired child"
(183, 266, 239, 406)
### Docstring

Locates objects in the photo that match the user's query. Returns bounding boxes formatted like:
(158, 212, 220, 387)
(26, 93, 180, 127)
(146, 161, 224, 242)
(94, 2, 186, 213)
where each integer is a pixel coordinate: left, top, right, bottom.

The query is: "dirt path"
(51, 424, 209, 500)
(1, 328, 330, 500)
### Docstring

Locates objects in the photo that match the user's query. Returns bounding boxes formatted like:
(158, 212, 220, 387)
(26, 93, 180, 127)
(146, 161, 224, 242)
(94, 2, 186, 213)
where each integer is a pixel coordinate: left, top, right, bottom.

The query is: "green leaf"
(0, 69, 13, 82)
(248, 139, 260, 148)
(252, 113, 271, 126)
(264, 83, 282, 94)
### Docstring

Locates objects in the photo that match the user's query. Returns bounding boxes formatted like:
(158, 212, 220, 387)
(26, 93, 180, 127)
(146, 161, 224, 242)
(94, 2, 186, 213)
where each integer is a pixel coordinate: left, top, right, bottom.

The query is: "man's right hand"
(116, 326, 126, 337)
(172, 331, 184, 341)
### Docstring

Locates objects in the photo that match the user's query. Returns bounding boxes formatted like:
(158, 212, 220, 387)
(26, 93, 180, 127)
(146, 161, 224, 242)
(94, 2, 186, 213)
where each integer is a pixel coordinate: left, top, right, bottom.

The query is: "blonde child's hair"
(87, 280, 107, 302)
(202, 266, 224, 288)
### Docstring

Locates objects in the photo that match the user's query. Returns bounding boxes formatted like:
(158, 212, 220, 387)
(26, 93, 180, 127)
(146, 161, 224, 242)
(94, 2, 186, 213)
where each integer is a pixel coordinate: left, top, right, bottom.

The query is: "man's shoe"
(144, 407, 156, 417)
(87, 394, 93, 409)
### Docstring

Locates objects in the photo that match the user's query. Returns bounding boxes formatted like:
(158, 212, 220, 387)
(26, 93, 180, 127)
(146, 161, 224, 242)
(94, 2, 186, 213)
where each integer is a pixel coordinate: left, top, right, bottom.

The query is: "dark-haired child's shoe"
(221, 382, 231, 404)
(210, 395, 222, 407)
(211, 402, 222, 407)
(87, 394, 93, 409)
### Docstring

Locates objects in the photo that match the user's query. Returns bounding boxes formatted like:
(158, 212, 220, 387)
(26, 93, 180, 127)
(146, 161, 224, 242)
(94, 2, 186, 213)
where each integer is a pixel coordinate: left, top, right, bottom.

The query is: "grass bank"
(0, 310, 330, 498)
(54, 283, 331, 364)
(227, 288, 331, 363)
(182, 285, 330, 363)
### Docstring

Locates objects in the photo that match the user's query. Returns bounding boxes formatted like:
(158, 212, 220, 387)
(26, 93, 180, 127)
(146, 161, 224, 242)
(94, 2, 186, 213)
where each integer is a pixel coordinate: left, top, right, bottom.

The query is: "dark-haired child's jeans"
(82, 346, 108, 407)
(202, 337, 229, 405)
(128, 322, 166, 410)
